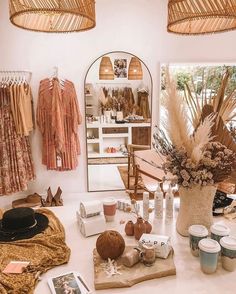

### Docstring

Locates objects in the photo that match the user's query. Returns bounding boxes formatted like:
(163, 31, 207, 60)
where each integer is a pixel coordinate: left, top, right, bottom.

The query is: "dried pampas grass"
(161, 68, 192, 155)
(190, 115, 214, 164)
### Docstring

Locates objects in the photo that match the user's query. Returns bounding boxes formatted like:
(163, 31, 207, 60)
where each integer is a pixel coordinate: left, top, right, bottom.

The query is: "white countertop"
(35, 193, 236, 294)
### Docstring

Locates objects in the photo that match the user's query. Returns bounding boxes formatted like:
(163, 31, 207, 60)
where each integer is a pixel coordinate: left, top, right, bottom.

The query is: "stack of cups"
(188, 223, 236, 274)
(198, 239, 221, 274)
(103, 198, 117, 222)
(220, 236, 236, 272)
(210, 224, 230, 243)
(188, 225, 208, 257)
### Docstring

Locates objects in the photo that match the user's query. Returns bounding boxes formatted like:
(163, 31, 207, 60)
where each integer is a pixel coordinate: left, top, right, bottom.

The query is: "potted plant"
(154, 68, 236, 236)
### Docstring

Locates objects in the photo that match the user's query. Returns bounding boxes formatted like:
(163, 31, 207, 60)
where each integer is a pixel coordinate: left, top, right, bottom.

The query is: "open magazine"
(48, 272, 92, 294)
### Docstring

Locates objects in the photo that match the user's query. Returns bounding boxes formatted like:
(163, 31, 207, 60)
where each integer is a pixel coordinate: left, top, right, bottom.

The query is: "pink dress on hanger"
(37, 78, 82, 171)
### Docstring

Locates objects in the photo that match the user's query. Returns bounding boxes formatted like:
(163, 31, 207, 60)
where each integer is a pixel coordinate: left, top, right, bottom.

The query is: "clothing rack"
(0, 70, 32, 83)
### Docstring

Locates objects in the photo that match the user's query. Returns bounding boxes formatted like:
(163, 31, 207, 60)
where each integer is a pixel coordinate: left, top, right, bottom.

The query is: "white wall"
(0, 0, 236, 201)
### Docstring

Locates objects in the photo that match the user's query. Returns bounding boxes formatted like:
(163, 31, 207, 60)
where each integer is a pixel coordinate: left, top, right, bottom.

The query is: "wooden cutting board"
(93, 245, 176, 290)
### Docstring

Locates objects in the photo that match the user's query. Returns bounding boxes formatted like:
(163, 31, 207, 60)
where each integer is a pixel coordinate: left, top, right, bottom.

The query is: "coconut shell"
(96, 230, 125, 260)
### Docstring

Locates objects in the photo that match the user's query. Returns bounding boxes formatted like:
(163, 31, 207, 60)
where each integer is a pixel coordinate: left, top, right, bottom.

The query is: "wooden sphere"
(96, 230, 125, 260)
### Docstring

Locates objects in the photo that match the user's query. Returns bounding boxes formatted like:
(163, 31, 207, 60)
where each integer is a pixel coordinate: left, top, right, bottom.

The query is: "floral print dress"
(0, 86, 35, 196)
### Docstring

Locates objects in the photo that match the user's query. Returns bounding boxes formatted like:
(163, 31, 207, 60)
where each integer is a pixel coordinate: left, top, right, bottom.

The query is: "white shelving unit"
(86, 122, 151, 158)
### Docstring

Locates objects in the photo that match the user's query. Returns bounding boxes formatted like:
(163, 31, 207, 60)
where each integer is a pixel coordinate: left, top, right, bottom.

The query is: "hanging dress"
(37, 78, 82, 171)
(0, 86, 35, 196)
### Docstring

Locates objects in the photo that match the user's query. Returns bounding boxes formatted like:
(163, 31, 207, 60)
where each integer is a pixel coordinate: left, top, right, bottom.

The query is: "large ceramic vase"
(176, 185, 217, 237)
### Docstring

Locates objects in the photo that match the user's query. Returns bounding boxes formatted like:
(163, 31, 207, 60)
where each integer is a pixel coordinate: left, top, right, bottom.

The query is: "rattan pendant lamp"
(9, 0, 96, 33)
(128, 57, 143, 80)
(99, 57, 114, 80)
(168, 0, 236, 35)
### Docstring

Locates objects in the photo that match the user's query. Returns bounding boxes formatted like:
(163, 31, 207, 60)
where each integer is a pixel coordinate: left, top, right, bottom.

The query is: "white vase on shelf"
(104, 110, 111, 123)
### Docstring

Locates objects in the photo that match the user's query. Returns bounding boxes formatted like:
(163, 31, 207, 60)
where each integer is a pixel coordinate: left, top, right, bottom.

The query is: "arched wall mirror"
(85, 51, 153, 192)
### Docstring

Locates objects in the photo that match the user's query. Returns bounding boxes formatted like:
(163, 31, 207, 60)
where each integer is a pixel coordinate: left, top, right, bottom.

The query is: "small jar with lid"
(188, 225, 208, 257)
(199, 238, 221, 274)
(220, 236, 236, 272)
(210, 223, 230, 243)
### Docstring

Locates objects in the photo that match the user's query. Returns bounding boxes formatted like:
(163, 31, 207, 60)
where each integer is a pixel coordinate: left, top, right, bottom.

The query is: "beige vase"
(176, 185, 217, 237)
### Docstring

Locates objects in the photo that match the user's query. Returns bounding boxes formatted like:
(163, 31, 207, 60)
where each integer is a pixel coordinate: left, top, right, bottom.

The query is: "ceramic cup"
(210, 223, 230, 243)
(103, 198, 117, 222)
(198, 238, 221, 274)
(140, 244, 156, 267)
(188, 225, 208, 257)
(220, 236, 236, 272)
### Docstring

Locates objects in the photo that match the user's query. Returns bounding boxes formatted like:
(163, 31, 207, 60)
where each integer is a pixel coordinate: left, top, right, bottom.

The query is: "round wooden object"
(96, 230, 125, 260)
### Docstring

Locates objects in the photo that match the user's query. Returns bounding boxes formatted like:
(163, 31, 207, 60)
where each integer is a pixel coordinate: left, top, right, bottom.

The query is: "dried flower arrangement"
(154, 68, 236, 188)
(98, 87, 139, 116)
(98, 88, 114, 111)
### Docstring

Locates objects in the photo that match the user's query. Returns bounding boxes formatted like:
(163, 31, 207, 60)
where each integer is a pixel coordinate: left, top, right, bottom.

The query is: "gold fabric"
(0, 209, 71, 294)
(9, 83, 34, 137)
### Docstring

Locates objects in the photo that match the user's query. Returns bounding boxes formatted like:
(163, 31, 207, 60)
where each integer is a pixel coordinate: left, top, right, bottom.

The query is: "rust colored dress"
(37, 78, 82, 171)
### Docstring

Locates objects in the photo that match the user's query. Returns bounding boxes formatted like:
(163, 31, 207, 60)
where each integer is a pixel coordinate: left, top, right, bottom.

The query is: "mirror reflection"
(85, 51, 152, 191)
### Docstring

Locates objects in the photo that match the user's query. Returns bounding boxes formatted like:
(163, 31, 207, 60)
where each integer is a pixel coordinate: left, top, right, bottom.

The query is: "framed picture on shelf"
(114, 59, 127, 78)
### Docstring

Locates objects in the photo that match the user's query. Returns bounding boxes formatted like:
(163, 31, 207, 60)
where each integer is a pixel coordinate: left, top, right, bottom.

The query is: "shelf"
(102, 133, 129, 138)
(85, 94, 93, 97)
(87, 139, 100, 144)
(88, 151, 100, 158)
(86, 106, 93, 109)
(88, 152, 127, 158)
(87, 122, 151, 128)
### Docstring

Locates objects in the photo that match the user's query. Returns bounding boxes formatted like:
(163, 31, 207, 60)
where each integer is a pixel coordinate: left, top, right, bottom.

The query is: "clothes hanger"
(49, 66, 66, 89)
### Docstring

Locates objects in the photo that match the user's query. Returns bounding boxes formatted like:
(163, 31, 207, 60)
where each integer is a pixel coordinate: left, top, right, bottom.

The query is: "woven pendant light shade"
(128, 57, 143, 80)
(99, 57, 114, 80)
(168, 0, 236, 35)
(9, 0, 96, 33)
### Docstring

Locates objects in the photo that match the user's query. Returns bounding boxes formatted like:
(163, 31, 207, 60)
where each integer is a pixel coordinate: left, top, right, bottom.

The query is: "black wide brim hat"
(0, 210, 49, 242)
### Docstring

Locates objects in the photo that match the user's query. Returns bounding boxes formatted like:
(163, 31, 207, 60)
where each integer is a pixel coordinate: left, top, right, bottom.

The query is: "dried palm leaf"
(201, 105, 236, 153)
(184, 83, 201, 128)
(184, 69, 236, 129)
(213, 70, 230, 115)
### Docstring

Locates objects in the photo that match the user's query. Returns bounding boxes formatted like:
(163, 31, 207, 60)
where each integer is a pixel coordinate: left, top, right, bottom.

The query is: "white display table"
(35, 193, 236, 294)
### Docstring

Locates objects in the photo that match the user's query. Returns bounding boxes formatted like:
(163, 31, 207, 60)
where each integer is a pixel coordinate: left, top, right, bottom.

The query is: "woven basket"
(168, 0, 236, 35)
(177, 185, 217, 236)
(9, 0, 96, 33)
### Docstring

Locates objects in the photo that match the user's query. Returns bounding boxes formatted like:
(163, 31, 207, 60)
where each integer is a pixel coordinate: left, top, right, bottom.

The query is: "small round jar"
(188, 225, 208, 257)
(210, 224, 230, 243)
(220, 236, 236, 272)
(199, 238, 221, 274)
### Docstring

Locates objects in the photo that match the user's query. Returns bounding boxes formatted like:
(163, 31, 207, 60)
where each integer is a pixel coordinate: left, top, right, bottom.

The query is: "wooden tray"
(93, 246, 176, 290)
